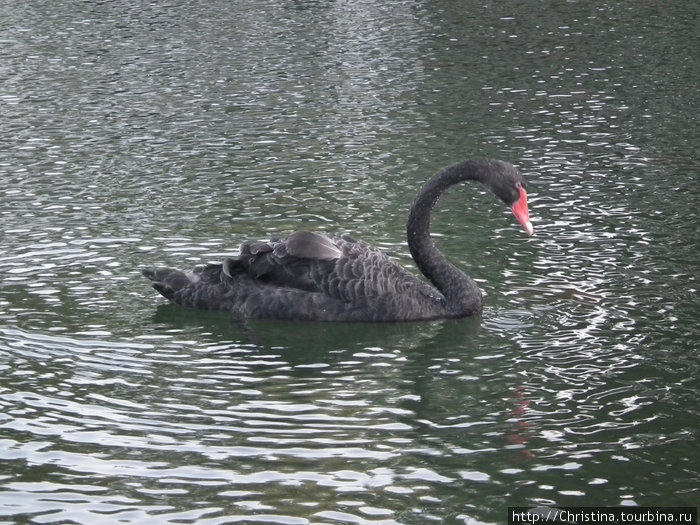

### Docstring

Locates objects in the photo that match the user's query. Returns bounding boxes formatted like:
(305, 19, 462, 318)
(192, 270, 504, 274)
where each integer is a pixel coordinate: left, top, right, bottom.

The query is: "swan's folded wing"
(285, 231, 342, 260)
(231, 231, 437, 304)
(233, 232, 338, 293)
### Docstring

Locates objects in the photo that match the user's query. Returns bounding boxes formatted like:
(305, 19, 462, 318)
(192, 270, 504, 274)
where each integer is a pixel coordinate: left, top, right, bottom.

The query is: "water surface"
(1, 1, 698, 523)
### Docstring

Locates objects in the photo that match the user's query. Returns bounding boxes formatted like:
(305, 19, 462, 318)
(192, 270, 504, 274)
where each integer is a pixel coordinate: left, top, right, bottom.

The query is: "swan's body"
(143, 158, 533, 322)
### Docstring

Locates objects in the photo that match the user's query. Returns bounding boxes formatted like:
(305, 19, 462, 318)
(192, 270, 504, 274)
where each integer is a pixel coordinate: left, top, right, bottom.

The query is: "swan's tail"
(141, 268, 194, 301)
(142, 264, 237, 311)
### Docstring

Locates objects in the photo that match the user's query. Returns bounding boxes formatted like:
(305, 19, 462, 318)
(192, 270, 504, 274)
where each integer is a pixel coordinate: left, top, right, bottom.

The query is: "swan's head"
(482, 160, 534, 236)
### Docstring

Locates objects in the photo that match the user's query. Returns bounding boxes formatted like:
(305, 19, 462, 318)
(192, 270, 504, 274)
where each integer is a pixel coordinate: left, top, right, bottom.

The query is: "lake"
(1, 1, 698, 523)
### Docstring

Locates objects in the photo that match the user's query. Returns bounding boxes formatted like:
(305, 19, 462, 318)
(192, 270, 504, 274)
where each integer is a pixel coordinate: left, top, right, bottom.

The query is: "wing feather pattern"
(143, 231, 446, 321)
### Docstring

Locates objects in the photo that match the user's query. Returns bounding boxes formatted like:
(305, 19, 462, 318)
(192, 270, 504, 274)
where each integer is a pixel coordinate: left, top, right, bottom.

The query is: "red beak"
(511, 185, 534, 236)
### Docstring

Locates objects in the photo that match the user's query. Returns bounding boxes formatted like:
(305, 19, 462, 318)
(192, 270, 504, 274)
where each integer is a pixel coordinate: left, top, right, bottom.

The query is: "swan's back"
(143, 231, 447, 322)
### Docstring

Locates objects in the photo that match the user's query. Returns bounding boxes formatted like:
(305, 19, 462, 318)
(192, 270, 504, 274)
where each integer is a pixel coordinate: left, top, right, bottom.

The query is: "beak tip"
(524, 221, 534, 236)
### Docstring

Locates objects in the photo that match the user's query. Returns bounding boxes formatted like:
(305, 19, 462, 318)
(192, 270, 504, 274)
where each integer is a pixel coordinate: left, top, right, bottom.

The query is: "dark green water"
(1, 1, 698, 523)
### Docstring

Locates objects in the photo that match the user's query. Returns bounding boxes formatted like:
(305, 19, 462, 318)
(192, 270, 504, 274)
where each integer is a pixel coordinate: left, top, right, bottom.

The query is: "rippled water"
(1, 1, 698, 523)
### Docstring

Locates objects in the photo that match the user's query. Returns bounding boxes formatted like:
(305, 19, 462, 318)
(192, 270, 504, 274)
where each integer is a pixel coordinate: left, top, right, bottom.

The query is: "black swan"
(143, 158, 533, 322)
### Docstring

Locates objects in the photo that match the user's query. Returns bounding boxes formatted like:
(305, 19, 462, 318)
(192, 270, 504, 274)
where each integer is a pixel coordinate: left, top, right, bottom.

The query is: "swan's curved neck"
(406, 162, 484, 316)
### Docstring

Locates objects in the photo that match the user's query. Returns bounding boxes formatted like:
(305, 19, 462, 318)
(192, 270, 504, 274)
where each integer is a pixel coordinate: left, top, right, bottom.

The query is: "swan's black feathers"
(143, 232, 445, 322)
(142, 158, 530, 321)
(242, 240, 273, 256)
(285, 231, 342, 260)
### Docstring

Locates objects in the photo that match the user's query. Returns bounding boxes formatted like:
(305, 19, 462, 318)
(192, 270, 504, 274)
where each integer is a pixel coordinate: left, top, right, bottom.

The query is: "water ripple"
(2, 0, 699, 522)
